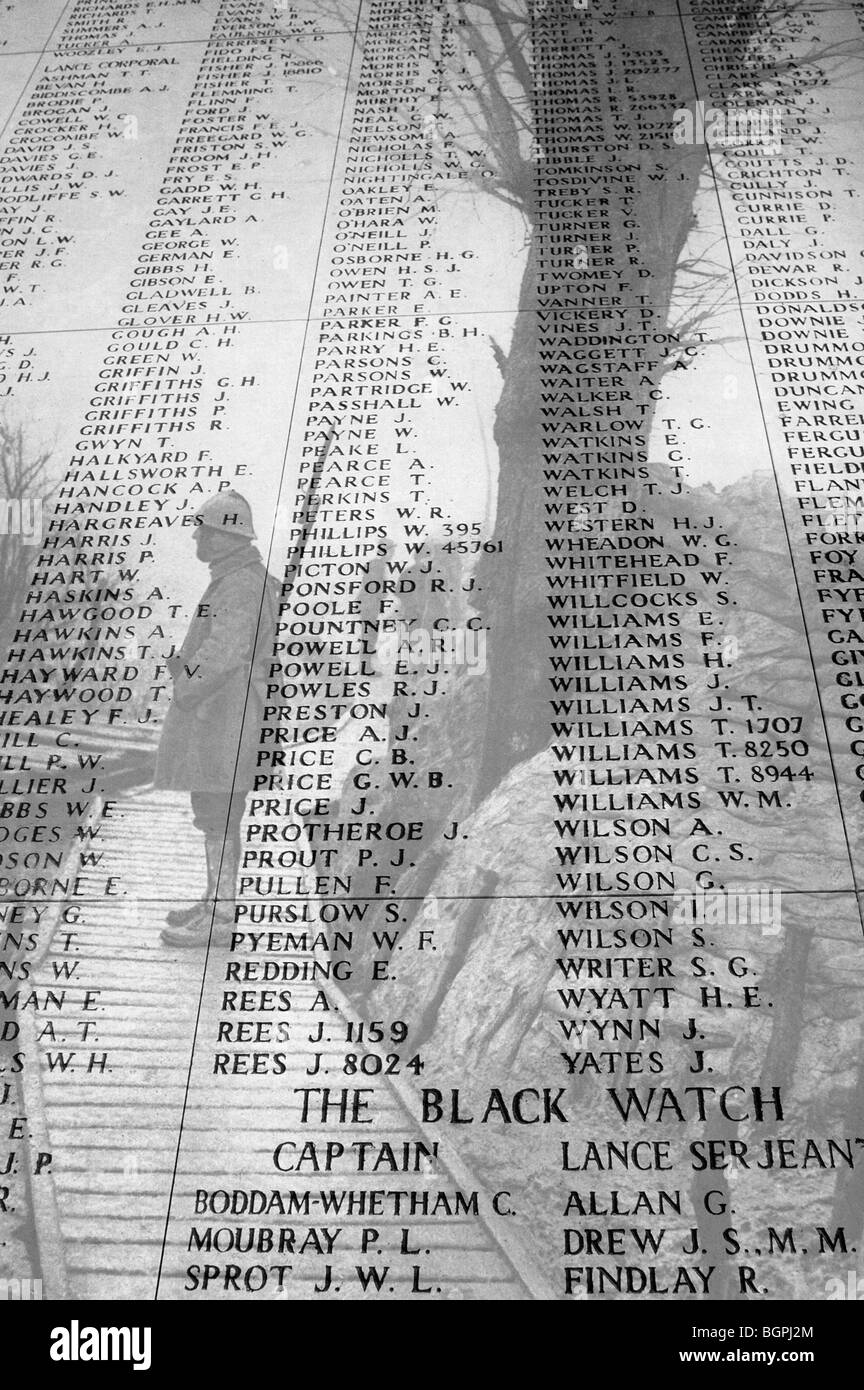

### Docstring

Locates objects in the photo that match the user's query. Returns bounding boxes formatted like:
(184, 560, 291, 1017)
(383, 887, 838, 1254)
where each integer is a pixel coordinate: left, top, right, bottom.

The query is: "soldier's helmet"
(196, 489, 256, 539)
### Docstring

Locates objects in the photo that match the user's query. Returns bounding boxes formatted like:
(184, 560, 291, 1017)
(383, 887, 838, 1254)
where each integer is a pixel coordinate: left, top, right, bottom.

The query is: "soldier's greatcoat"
(154, 544, 279, 793)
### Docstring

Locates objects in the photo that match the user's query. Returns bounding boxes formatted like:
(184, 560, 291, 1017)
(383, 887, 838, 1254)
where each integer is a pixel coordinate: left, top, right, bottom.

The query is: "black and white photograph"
(0, 0, 862, 1367)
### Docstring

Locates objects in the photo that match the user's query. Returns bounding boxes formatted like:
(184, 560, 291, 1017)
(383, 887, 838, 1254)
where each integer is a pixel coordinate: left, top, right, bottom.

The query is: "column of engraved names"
(0, 0, 317, 1234)
(533, 5, 796, 1301)
(690, 1, 864, 836)
(680, 0, 864, 1289)
(0, 2, 220, 1216)
(185, 1, 485, 1298)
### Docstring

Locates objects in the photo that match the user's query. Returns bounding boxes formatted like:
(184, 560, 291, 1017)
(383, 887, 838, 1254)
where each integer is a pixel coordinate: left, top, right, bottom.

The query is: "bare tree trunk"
(475, 239, 545, 797)
(474, 4, 710, 799)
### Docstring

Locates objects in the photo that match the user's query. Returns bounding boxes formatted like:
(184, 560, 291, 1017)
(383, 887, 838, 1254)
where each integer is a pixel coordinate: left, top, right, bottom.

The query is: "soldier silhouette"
(156, 489, 279, 947)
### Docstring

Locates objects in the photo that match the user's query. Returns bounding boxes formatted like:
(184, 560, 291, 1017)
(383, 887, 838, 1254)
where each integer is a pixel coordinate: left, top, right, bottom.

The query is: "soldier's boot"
(161, 831, 241, 948)
(164, 832, 216, 928)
